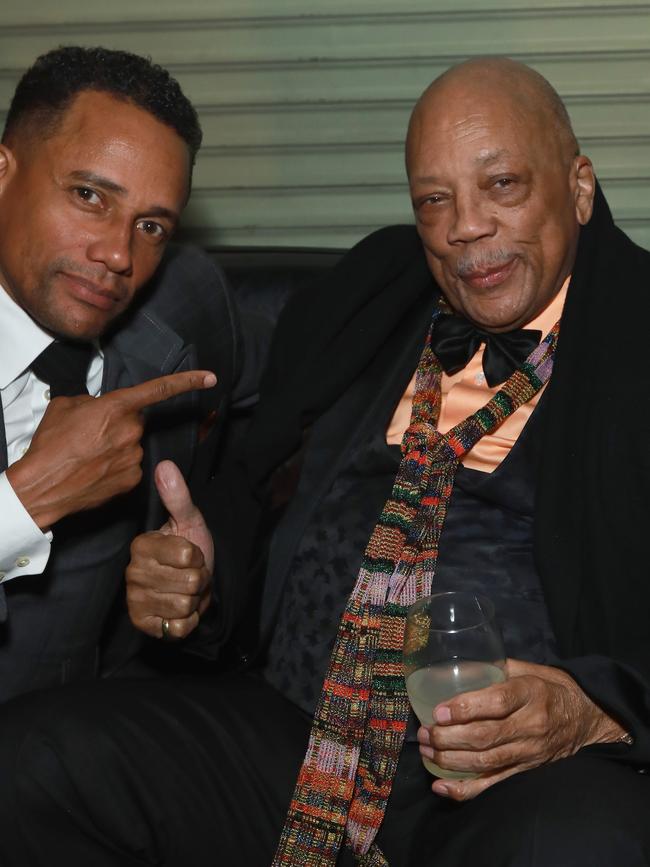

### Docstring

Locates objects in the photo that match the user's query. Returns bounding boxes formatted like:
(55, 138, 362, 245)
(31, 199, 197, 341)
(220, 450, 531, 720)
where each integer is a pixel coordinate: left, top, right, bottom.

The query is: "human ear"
(572, 155, 595, 226)
(0, 145, 17, 196)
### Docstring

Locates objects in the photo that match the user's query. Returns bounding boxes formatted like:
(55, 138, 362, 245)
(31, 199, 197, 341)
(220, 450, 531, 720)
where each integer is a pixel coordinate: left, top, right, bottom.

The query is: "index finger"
(434, 679, 526, 726)
(109, 370, 217, 410)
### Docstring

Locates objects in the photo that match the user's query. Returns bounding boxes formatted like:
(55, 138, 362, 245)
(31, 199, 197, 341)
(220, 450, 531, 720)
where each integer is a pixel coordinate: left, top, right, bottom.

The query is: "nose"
(447, 190, 497, 245)
(87, 217, 133, 276)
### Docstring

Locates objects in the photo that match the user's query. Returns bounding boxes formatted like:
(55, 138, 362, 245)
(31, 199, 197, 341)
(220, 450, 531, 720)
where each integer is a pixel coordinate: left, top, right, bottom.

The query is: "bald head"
(406, 57, 578, 174)
(405, 56, 595, 333)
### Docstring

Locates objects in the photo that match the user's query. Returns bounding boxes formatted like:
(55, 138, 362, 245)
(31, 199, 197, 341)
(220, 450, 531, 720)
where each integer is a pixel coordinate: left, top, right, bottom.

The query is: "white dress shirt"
(0, 284, 103, 583)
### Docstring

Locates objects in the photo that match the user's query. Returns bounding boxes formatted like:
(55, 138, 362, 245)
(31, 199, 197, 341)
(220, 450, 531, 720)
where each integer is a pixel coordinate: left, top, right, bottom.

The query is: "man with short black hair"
(3, 45, 203, 163)
(0, 45, 233, 701)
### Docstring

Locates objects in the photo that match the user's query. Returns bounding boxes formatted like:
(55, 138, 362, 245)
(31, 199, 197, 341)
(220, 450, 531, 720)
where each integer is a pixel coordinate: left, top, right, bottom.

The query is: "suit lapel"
(102, 308, 197, 529)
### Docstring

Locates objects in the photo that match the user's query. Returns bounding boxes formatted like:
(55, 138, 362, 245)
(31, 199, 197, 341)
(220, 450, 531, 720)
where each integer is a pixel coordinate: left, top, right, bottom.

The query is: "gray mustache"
(456, 250, 515, 277)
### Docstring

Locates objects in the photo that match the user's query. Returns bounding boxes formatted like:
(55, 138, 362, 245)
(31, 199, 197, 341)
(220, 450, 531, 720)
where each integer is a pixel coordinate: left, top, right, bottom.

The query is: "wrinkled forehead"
(407, 83, 553, 173)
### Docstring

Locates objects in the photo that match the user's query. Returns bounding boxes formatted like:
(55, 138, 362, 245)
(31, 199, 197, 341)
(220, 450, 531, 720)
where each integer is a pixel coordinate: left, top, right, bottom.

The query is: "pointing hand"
(7, 370, 216, 529)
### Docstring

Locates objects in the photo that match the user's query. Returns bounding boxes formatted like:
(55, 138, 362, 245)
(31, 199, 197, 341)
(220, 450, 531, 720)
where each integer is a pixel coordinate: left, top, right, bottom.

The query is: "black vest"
(264, 380, 557, 718)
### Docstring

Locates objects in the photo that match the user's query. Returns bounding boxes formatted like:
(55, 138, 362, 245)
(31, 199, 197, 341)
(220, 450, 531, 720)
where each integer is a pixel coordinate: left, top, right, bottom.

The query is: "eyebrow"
(68, 170, 179, 222)
(411, 148, 515, 184)
(474, 148, 510, 166)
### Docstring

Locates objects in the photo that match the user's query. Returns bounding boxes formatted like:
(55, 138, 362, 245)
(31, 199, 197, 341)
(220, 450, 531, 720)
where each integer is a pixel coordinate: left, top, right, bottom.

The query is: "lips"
(60, 272, 122, 312)
(460, 257, 518, 291)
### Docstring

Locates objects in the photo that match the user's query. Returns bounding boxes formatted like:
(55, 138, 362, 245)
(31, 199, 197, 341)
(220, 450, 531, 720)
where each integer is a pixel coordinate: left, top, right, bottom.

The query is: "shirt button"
(44, 389, 51, 400)
(474, 372, 486, 385)
(15, 557, 30, 568)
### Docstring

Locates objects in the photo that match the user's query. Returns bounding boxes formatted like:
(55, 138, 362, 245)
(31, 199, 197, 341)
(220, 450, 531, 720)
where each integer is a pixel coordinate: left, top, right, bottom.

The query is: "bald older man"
(0, 58, 648, 867)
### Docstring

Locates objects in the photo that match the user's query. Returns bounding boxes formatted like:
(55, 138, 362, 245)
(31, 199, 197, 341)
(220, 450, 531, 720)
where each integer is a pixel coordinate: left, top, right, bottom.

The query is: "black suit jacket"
(0, 244, 241, 701)
(207, 189, 650, 767)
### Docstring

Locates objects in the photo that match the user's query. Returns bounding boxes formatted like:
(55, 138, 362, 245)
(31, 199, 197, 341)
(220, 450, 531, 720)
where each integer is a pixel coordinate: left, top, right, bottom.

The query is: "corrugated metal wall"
(1, 0, 648, 249)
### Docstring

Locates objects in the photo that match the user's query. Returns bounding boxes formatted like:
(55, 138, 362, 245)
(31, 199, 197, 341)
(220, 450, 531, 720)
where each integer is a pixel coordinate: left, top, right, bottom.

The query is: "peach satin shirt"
(385, 279, 569, 472)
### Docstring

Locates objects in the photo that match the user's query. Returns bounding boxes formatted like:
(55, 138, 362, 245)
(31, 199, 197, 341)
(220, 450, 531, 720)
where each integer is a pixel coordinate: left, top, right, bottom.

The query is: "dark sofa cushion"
(210, 247, 344, 326)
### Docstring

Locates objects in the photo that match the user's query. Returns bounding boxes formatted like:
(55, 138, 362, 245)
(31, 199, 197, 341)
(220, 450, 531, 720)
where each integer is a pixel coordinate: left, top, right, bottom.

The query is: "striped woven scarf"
(273, 313, 560, 866)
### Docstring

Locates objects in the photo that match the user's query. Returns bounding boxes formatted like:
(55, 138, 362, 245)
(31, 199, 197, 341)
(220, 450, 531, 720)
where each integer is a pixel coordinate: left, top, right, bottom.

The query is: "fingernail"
(419, 745, 434, 759)
(433, 783, 450, 798)
(203, 373, 217, 387)
(435, 705, 452, 724)
(417, 726, 431, 745)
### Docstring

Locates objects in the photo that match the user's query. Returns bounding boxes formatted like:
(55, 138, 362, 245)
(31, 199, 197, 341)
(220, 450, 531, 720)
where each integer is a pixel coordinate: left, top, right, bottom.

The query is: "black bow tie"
(431, 313, 542, 387)
(31, 340, 94, 397)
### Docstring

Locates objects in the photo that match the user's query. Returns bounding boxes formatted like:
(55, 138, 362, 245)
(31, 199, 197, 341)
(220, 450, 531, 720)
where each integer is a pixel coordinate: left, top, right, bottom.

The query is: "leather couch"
(211, 245, 345, 428)
(213, 246, 343, 324)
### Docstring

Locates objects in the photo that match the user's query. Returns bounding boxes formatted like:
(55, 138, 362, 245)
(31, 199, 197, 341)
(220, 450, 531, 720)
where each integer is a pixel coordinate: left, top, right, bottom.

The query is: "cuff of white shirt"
(0, 472, 52, 582)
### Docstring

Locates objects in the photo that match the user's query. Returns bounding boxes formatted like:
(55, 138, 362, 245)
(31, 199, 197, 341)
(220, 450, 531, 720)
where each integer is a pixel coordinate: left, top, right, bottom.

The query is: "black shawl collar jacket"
(209, 186, 650, 765)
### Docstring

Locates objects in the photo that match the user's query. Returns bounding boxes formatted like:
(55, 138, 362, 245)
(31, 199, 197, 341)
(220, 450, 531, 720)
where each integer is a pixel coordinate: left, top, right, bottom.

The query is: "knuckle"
(183, 571, 202, 594)
(129, 533, 150, 557)
(433, 749, 450, 772)
(176, 542, 197, 568)
(116, 421, 141, 448)
(501, 720, 519, 745)
(430, 728, 446, 750)
(169, 614, 198, 640)
(149, 381, 168, 403)
(494, 690, 511, 714)
(131, 444, 144, 465)
(532, 714, 550, 738)
(168, 621, 184, 639)
(475, 750, 494, 772)
(176, 595, 197, 618)
(131, 421, 145, 444)
(473, 727, 493, 751)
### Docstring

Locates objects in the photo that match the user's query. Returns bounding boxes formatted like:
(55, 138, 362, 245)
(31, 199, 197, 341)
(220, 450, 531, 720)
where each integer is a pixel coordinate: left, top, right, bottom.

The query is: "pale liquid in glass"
(406, 660, 506, 780)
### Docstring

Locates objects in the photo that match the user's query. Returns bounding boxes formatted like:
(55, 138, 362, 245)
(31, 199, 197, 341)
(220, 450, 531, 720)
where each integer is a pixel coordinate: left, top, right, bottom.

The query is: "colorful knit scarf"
(273, 313, 560, 866)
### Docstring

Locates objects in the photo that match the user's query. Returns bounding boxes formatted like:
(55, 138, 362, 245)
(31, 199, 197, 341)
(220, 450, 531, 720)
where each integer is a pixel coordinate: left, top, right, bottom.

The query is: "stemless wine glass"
(403, 591, 506, 780)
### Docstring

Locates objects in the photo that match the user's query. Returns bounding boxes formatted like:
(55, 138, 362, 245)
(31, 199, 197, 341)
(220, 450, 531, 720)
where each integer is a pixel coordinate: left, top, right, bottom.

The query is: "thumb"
(154, 460, 200, 532)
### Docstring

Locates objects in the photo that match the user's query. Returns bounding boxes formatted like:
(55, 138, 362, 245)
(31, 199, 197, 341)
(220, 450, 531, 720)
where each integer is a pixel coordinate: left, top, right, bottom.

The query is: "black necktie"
(431, 312, 542, 387)
(31, 340, 94, 397)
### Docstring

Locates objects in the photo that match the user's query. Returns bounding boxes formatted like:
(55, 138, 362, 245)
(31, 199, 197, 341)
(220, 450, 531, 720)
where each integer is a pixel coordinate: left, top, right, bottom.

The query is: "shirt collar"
(0, 284, 54, 389)
(525, 274, 570, 335)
